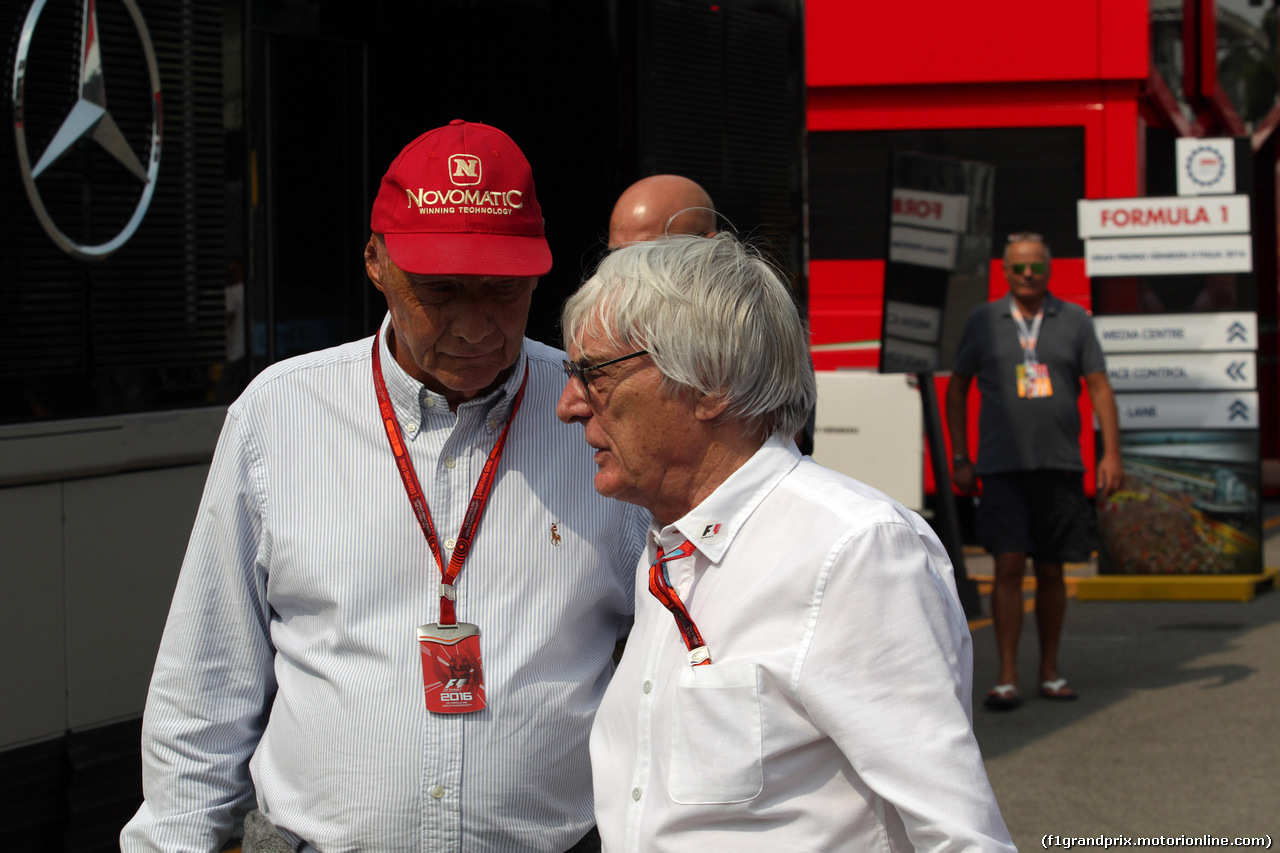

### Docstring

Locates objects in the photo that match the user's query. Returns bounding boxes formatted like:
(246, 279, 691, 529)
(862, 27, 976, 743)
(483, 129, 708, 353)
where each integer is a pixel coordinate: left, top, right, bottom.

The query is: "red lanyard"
(372, 330, 528, 626)
(648, 540, 711, 666)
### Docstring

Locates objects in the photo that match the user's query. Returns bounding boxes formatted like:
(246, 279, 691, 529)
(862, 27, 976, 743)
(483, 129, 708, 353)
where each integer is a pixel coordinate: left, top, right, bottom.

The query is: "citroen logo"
(12, 0, 162, 261)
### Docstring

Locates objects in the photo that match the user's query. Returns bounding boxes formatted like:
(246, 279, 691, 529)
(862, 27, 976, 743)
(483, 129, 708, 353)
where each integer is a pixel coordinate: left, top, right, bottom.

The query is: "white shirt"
(591, 436, 1014, 852)
(122, 317, 649, 853)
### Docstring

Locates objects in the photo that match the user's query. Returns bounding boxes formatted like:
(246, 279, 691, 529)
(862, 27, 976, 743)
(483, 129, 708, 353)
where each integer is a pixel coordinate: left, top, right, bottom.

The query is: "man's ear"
(365, 235, 386, 293)
(694, 392, 729, 422)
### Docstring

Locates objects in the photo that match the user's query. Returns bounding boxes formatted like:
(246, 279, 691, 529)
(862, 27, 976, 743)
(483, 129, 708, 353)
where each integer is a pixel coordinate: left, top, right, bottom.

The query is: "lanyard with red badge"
(648, 540, 711, 666)
(371, 330, 528, 714)
(1011, 298, 1052, 399)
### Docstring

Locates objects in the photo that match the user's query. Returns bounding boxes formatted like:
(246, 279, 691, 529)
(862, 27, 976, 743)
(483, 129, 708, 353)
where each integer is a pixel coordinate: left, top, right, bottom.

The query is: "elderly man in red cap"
(123, 121, 647, 853)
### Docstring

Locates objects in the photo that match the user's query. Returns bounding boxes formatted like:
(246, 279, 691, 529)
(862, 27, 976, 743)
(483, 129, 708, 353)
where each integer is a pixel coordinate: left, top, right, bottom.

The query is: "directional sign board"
(1106, 352, 1255, 392)
(1093, 312, 1256, 353)
(1084, 141, 1261, 577)
(1116, 391, 1259, 430)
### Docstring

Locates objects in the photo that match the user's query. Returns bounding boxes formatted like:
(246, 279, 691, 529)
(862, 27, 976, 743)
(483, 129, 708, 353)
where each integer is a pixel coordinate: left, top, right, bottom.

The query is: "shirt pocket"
(668, 661, 763, 805)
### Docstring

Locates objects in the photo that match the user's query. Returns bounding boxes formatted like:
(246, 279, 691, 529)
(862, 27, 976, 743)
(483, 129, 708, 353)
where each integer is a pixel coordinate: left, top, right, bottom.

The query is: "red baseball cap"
(370, 120, 552, 276)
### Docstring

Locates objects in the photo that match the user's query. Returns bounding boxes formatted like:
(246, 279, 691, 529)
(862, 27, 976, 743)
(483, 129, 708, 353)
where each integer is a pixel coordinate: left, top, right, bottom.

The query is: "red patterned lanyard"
(371, 330, 528, 626)
(648, 540, 711, 666)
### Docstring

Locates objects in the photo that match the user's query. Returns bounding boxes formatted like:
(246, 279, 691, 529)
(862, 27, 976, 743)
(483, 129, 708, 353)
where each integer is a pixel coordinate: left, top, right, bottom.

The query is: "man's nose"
(556, 375, 590, 424)
(452, 308, 495, 343)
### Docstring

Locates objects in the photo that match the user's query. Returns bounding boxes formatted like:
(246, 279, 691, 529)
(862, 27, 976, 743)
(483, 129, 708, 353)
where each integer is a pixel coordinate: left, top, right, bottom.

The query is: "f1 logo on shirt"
(700, 523, 722, 540)
(449, 154, 482, 186)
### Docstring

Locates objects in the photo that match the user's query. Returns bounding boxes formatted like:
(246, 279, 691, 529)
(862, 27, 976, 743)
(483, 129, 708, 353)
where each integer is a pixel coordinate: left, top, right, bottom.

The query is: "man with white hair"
(557, 233, 1014, 852)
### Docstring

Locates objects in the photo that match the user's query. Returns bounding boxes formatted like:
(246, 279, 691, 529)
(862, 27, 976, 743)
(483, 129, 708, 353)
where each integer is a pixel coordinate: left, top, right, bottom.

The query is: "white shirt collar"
(657, 433, 801, 564)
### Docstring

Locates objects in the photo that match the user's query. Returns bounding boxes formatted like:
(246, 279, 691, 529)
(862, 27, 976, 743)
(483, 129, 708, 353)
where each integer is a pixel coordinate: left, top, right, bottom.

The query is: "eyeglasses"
(562, 350, 650, 392)
(1009, 262, 1047, 275)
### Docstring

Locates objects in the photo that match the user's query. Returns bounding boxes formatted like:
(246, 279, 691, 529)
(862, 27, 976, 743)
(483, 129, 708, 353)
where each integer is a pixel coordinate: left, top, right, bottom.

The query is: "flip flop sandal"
(983, 683, 1023, 710)
(1039, 678, 1079, 701)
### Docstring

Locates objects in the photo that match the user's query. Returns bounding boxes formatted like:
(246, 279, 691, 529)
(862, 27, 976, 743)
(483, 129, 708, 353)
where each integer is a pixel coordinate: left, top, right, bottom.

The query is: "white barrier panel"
(812, 371, 923, 511)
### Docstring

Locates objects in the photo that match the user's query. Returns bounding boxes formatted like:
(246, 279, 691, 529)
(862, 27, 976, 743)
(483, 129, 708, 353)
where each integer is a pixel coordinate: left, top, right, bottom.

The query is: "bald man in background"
(607, 174, 715, 248)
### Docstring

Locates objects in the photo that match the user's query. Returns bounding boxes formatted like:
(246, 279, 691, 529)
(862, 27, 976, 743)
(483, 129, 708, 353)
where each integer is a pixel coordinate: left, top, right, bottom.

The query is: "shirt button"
(424, 398, 437, 408)
(632, 787, 642, 801)
(642, 680, 652, 694)
(445, 456, 457, 469)
(445, 538, 457, 550)
(487, 418, 498, 430)
(431, 785, 445, 799)
(405, 422, 418, 435)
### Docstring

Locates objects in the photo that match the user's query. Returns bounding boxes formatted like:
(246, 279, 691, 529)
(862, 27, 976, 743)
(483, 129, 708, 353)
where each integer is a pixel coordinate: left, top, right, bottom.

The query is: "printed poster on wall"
(1097, 431, 1260, 575)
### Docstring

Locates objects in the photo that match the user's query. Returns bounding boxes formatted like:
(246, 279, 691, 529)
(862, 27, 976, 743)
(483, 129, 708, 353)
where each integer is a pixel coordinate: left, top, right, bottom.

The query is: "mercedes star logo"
(12, 0, 163, 261)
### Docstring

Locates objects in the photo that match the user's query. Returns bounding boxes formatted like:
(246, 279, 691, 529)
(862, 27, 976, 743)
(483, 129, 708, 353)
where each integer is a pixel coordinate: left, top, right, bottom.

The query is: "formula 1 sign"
(1077, 195, 1250, 238)
(1078, 192, 1251, 277)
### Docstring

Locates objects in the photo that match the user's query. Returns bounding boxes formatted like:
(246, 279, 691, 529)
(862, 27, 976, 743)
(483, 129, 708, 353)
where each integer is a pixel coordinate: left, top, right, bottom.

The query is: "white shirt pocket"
(668, 661, 764, 805)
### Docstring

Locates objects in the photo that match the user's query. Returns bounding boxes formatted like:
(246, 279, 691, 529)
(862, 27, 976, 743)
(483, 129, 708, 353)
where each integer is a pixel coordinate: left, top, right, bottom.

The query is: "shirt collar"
(1005, 291, 1062, 317)
(376, 313, 527, 426)
(657, 434, 801, 564)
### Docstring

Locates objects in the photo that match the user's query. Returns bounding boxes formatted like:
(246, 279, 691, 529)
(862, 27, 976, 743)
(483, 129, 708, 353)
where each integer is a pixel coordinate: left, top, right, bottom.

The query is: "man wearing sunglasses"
(946, 232, 1122, 711)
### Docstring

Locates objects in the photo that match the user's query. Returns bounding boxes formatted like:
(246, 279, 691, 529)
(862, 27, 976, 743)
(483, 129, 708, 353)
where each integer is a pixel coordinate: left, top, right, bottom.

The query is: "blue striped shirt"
(122, 318, 649, 852)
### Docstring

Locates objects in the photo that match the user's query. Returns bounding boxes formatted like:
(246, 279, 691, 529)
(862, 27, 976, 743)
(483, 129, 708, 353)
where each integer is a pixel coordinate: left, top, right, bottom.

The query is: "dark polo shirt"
(953, 292, 1107, 475)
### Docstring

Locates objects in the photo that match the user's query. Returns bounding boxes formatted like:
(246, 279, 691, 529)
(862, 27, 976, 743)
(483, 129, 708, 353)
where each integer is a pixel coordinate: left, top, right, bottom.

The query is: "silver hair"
(562, 232, 816, 439)
(1004, 231, 1053, 263)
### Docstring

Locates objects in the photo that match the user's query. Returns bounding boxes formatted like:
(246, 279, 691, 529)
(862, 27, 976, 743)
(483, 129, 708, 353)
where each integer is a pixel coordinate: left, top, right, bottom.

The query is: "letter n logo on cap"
(449, 154, 482, 186)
